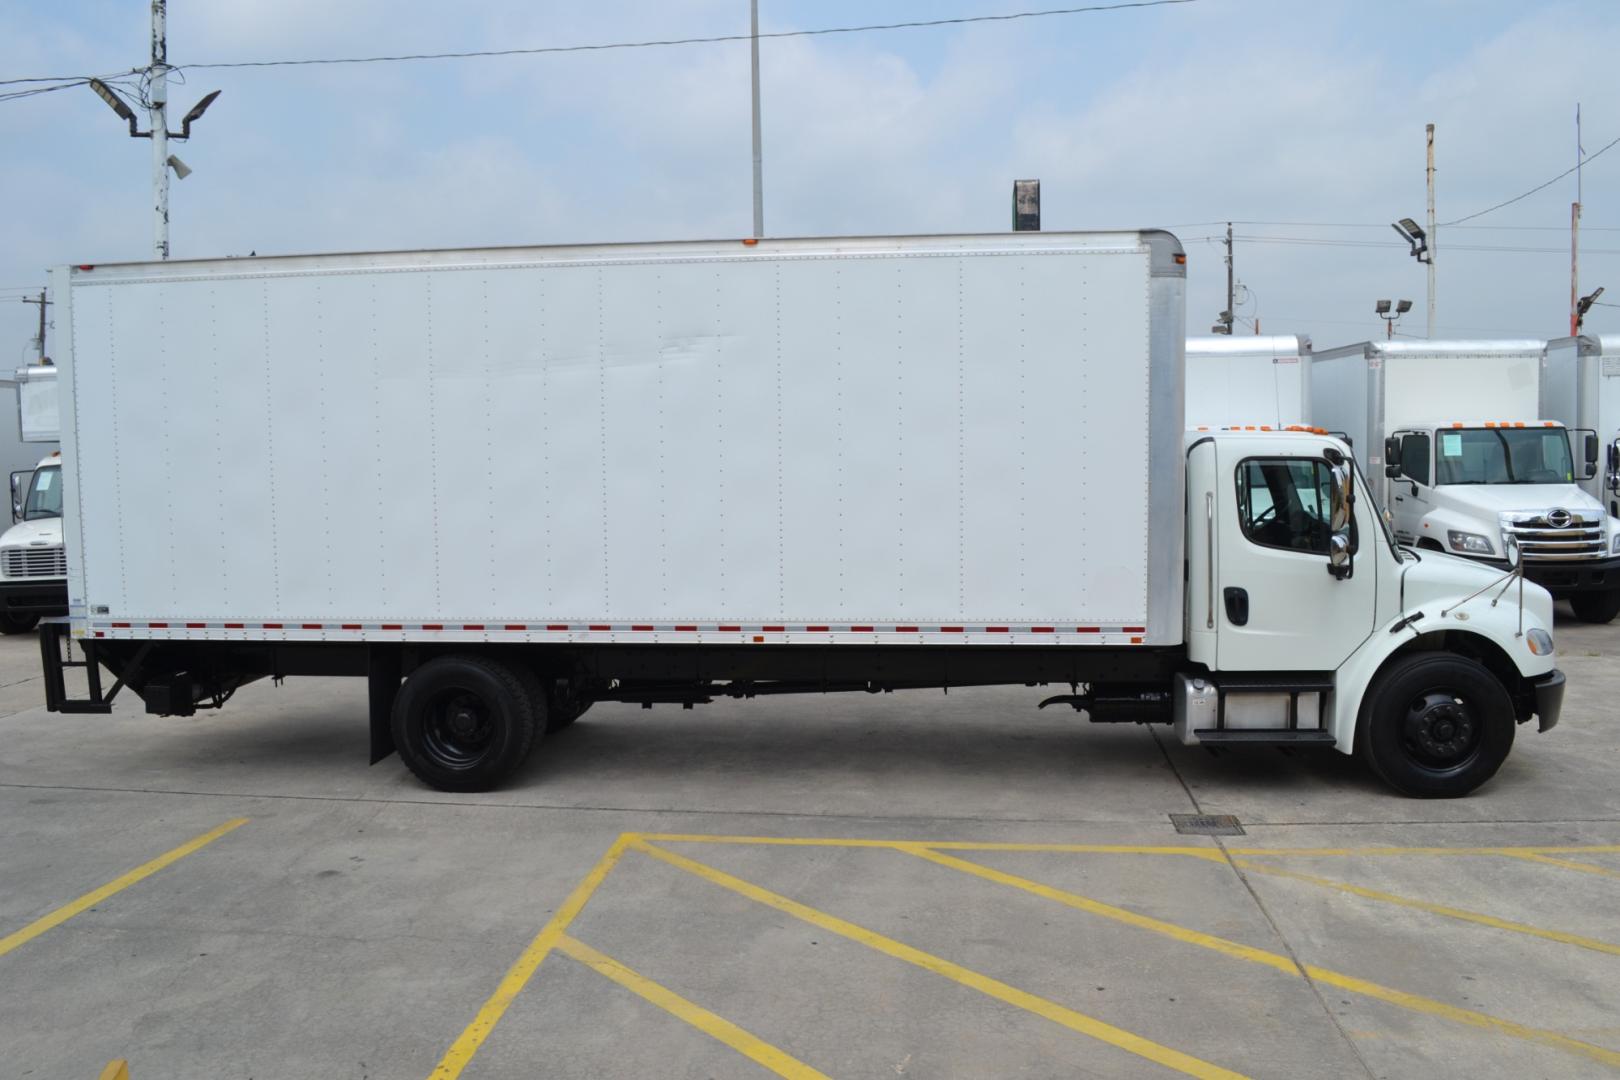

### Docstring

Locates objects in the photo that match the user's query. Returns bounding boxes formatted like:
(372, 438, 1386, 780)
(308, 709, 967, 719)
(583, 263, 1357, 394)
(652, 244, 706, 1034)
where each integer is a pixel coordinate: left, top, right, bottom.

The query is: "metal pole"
(749, 0, 764, 238)
(150, 0, 170, 259)
(1224, 222, 1234, 334)
(1571, 201, 1582, 336)
(1425, 123, 1436, 338)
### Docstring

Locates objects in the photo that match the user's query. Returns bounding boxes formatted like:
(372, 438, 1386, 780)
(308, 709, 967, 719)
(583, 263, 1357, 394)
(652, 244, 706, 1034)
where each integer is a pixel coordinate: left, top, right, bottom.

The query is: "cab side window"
(1398, 433, 1431, 485)
(1236, 458, 1342, 555)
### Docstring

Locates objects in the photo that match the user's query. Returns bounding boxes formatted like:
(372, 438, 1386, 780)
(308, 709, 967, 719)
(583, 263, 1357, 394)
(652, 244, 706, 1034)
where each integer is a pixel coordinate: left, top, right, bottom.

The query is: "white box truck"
(1542, 334, 1620, 516)
(1312, 340, 1620, 623)
(1185, 334, 1312, 429)
(42, 233, 1564, 797)
(0, 364, 64, 631)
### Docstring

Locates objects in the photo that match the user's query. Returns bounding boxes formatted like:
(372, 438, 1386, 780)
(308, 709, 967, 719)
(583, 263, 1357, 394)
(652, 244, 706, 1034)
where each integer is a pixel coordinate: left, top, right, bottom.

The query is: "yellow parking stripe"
(1234, 860, 1620, 957)
(556, 935, 832, 1080)
(1498, 852, 1620, 878)
(637, 833, 1620, 861)
(908, 847, 1620, 1069)
(428, 834, 632, 1080)
(0, 817, 247, 959)
(632, 839, 1248, 1080)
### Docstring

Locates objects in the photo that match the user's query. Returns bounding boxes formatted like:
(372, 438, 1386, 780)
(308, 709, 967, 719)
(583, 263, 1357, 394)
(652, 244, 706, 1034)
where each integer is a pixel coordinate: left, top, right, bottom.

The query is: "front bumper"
(1522, 555, 1620, 597)
(0, 577, 67, 616)
(1529, 669, 1565, 733)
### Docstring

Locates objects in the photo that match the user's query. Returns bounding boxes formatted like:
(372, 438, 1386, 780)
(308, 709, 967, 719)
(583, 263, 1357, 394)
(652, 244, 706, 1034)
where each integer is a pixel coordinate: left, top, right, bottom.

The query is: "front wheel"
(1357, 654, 1515, 798)
(1568, 590, 1620, 624)
(0, 611, 39, 635)
(392, 656, 538, 792)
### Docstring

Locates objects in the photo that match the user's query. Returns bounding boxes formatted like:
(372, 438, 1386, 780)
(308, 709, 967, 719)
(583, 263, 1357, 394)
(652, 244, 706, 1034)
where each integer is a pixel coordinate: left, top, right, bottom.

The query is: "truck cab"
(0, 451, 67, 632)
(1185, 427, 1562, 796)
(1382, 421, 1620, 622)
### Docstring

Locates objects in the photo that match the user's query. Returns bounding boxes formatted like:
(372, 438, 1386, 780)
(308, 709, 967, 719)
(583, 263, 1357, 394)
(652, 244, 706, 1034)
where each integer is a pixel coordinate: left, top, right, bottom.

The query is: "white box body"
(55, 231, 1187, 647)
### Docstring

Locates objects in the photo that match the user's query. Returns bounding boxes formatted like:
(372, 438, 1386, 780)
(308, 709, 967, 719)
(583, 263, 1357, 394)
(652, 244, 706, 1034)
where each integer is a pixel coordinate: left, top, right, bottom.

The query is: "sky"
(1, 0, 1617, 364)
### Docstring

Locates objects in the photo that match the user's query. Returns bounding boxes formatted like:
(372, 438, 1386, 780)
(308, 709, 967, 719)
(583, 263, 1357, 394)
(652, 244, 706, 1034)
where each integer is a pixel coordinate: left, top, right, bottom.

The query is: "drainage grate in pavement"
(1169, 813, 1245, 836)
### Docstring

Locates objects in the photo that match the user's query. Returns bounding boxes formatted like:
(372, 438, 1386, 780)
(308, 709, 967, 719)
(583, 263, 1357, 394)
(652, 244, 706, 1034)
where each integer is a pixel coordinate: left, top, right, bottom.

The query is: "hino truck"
(1313, 339, 1620, 623)
(1185, 334, 1312, 428)
(0, 364, 63, 631)
(1542, 334, 1620, 517)
(40, 232, 1563, 797)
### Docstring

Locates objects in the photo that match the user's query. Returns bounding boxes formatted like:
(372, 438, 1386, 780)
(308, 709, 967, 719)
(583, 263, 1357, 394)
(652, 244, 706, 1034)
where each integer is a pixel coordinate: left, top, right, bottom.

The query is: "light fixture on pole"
(86, 67, 220, 257)
(1576, 286, 1605, 331)
(1376, 298, 1412, 340)
(1391, 218, 1429, 263)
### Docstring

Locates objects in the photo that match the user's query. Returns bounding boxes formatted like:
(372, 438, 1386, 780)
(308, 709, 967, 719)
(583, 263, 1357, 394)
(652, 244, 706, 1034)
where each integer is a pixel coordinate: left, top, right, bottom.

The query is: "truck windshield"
(1434, 428, 1574, 486)
(23, 465, 61, 520)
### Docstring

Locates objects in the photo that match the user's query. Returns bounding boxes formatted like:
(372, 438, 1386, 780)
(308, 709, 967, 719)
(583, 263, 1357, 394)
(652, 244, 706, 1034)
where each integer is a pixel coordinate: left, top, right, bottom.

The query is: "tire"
(391, 655, 538, 792)
(1569, 590, 1620, 624)
(0, 611, 39, 635)
(1357, 653, 1515, 798)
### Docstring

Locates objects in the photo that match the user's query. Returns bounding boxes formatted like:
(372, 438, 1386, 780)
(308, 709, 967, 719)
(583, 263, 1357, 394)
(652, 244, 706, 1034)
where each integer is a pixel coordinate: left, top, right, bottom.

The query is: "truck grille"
(1500, 510, 1606, 562)
(2, 545, 66, 578)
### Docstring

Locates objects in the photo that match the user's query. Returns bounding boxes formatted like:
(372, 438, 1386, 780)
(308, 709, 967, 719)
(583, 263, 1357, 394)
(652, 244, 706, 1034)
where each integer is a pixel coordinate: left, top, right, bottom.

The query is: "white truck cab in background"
(0, 364, 64, 632)
(1313, 340, 1620, 623)
(1185, 334, 1312, 428)
(1542, 334, 1620, 517)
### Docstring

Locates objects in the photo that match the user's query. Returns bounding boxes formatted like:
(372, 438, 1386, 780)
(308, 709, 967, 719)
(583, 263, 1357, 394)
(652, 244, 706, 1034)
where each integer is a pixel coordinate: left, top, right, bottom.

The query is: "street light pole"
(151, 0, 170, 259)
(749, 0, 764, 238)
(1425, 123, 1436, 338)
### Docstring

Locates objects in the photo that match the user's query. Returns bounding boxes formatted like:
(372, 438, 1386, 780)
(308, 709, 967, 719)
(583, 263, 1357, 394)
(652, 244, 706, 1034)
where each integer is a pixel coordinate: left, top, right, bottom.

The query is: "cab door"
(1386, 429, 1431, 543)
(1214, 444, 1377, 672)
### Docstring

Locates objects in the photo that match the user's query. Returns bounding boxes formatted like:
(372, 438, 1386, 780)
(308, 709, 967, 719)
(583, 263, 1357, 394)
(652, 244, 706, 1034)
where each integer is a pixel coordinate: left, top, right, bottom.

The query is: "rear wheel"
(392, 655, 537, 792)
(1569, 590, 1620, 624)
(1357, 654, 1515, 798)
(0, 611, 39, 635)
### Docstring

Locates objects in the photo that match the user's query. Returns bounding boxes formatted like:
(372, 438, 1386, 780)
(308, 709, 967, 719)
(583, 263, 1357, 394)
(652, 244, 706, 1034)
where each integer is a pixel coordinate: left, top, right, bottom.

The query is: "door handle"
(1224, 587, 1249, 626)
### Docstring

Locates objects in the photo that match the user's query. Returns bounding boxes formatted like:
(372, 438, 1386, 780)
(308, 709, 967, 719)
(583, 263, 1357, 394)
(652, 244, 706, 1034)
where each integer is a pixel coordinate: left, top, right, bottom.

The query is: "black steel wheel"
(392, 655, 537, 792)
(1569, 590, 1620, 624)
(1357, 653, 1514, 798)
(0, 611, 39, 635)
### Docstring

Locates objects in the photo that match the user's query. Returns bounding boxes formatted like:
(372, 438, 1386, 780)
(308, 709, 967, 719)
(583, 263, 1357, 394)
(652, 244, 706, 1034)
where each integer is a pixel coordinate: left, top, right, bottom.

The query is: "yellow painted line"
(1499, 852, 1620, 879)
(908, 847, 1620, 1069)
(639, 833, 1228, 859)
(0, 817, 247, 959)
(1234, 860, 1620, 957)
(632, 839, 1247, 1080)
(556, 935, 832, 1080)
(636, 833, 1620, 861)
(428, 833, 632, 1080)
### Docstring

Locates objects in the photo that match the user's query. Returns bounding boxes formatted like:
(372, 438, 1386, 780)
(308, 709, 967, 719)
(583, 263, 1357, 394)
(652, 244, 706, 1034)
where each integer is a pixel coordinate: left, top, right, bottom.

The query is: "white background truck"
(0, 364, 63, 632)
(1185, 334, 1312, 429)
(1312, 339, 1620, 623)
(1543, 334, 1620, 517)
(43, 232, 1562, 797)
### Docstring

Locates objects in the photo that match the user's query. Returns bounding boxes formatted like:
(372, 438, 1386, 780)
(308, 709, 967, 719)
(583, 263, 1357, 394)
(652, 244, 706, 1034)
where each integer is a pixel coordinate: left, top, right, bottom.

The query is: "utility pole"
(1425, 123, 1436, 338)
(749, 0, 764, 238)
(1223, 222, 1235, 334)
(20, 292, 51, 362)
(151, 0, 170, 259)
(1571, 104, 1583, 336)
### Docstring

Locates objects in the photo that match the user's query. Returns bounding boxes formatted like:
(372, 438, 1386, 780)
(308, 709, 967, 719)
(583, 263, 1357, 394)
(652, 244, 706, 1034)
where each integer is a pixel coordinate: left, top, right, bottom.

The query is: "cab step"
(1193, 729, 1337, 745)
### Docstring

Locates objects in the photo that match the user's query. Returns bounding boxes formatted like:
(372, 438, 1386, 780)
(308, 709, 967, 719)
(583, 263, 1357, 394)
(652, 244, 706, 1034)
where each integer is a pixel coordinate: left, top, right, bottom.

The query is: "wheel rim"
(421, 688, 497, 770)
(1400, 690, 1481, 770)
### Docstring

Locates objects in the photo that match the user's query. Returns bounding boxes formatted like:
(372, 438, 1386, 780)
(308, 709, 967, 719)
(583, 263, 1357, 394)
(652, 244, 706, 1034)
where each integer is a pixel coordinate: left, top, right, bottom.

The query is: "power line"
(1442, 131, 1620, 226)
(172, 0, 1196, 72)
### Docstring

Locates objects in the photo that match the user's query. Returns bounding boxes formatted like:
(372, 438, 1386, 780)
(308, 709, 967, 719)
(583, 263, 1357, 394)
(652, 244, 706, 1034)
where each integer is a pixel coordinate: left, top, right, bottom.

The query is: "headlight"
(1612, 532, 1620, 554)
(1526, 628, 1555, 656)
(1447, 530, 1494, 555)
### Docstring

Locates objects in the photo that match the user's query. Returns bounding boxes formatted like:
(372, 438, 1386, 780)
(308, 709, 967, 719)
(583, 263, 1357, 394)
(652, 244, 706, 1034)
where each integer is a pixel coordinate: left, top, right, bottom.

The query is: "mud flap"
(367, 648, 401, 764)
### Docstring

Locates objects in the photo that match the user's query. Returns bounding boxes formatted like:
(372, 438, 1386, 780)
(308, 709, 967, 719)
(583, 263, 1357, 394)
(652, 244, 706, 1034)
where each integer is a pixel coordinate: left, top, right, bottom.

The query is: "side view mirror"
(1582, 430, 1600, 479)
(1609, 441, 1620, 494)
(8, 470, 25, 523)
(1385, 462, 1401, 478)
(1504, 535, 1520, 569)
(1327, 463, 1354, 580)
(1383, 435, 1401, 477)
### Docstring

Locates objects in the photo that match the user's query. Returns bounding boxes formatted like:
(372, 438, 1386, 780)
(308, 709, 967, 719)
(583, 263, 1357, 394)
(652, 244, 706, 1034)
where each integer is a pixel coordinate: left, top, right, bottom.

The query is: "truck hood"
(1431, 483, 1604, 516)
(0, 517, 62, 546)
(1400, 548, 1554, 628)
